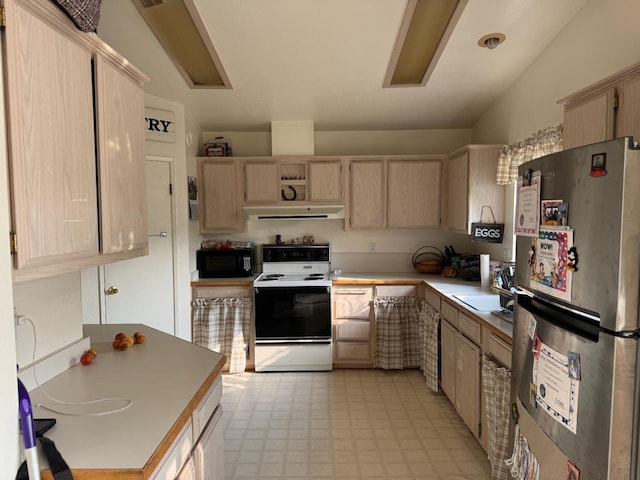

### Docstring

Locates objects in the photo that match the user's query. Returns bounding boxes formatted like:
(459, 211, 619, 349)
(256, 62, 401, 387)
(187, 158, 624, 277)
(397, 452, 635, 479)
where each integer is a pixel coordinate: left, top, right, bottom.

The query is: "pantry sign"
(145, 108, 175, 143)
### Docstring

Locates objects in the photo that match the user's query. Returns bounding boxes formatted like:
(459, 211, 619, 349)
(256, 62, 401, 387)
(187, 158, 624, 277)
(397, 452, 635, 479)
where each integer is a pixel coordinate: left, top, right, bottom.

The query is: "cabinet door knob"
(106, 286, 119, 295)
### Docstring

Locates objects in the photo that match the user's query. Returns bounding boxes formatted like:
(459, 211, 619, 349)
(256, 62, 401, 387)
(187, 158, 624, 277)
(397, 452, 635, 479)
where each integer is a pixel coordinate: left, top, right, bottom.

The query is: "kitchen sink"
(452, 294, 502, 312)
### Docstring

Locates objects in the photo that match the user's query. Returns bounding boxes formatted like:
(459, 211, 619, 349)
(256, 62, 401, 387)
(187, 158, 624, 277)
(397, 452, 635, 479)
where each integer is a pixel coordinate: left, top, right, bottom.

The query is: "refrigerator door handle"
(516, 291, 601, 341)
(516, 287, 600, 322)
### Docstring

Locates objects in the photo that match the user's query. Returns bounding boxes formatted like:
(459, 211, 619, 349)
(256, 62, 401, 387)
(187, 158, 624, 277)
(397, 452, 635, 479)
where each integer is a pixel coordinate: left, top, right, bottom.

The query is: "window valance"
(496, 125, 564, 185)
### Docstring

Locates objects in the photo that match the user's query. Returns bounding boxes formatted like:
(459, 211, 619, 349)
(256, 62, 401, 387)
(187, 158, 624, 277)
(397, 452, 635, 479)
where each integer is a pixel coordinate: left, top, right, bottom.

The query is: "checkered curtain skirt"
(374, 296, 421, 369)
(496, 124, 563, 185)
(192, 298, 252, 373)
(419, 301, 440, 392)
(482, 355, 512, 480)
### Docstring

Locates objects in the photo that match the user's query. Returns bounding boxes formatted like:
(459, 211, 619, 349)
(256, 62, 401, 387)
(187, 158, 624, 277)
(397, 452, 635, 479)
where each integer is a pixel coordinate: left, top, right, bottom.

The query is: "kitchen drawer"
(333, 287, 373, 319)
(334, 300, 371, 319)
(150, 418, 194, 480)
(424, 288, 441, 310)
(375, 285, 417, 297)
(335, 341, 372, 362)
(487, 333, 512, 368)
(335, 319, 370, 341)
(441, 300, 458, 328)
(333, 286, 373, 300)
(193, 286, 252, 299)
(458, 312, 481, 345)
(192, 375, 223, 441)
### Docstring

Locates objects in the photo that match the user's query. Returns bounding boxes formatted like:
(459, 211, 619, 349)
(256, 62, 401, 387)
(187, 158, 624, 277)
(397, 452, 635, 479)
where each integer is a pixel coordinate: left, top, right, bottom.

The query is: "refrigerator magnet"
(567, 246, 579, 272)
(527, 317, 537, 340)
(590, 152, 607, 177)
(567, 352, 581, 381)
(529, 383, 537, 407)
(532, 333, 542, 359)
(566, 460, 580, 480)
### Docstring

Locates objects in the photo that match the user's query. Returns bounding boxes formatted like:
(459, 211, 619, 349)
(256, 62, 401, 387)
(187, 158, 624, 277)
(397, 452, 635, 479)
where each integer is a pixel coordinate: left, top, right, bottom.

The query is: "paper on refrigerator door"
(515, 171, 541, 237)
(532, 342, 580, 433)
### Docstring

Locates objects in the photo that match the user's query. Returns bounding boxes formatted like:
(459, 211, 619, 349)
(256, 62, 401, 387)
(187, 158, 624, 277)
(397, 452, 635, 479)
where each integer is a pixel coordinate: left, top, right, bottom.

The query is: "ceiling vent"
(132, 0, 231, 89)
(384, 0, 467, 87)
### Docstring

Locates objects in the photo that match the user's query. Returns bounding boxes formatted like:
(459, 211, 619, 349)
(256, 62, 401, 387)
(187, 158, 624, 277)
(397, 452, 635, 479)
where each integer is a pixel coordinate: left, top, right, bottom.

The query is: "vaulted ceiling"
(98, 0, 587, 132)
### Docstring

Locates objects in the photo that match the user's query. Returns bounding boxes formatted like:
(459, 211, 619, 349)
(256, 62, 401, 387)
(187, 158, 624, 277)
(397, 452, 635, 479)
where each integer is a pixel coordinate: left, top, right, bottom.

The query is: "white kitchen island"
(25, 324, 225, 480)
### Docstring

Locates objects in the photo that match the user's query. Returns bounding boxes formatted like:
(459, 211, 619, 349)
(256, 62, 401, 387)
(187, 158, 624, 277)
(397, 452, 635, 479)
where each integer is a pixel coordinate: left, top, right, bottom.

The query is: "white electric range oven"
(253, 244, 332, 372)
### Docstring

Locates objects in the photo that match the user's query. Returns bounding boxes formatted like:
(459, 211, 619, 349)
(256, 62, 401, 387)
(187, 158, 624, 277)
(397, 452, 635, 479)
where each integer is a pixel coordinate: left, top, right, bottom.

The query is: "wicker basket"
(412, 246, 447, 274)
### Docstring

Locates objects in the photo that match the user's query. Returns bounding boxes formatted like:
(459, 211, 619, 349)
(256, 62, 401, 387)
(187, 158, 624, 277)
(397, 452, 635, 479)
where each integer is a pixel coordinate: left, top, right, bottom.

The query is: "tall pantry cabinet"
(2, 0, 149, 282)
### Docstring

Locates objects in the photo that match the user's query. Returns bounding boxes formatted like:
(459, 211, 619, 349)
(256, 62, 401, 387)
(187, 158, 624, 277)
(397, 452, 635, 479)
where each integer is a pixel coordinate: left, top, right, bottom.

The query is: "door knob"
(106, 286, 119, 295)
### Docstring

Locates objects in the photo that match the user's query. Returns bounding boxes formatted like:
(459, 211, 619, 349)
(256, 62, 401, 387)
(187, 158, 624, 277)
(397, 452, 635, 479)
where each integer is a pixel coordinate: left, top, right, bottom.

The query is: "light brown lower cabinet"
(332, 286, 374, 367)
(176, 456, 196, 480)
(151, 377, 224, 480)
(439, 303, 484, 442)
(192, 407, 224, 480)
(440, 320, 457, 402)
(454, 332, 481, 439)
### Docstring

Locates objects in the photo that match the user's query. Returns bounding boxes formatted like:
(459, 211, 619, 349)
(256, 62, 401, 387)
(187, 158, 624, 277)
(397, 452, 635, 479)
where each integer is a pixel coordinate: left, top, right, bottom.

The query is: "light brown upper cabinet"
(308, 160, 343, 203)
(4, 0, 148, 282)
(95, 56, 147, 256)
(348, 159, 386, 229)
(444, 146, 503, 234)
(560, 62, 640, 149)
(243, 158, 343, 204)
(387, 158, 441, 228)
(198, 159, 243, 233)
(348, 156, 442, 230)
(244, 160, 280, 203)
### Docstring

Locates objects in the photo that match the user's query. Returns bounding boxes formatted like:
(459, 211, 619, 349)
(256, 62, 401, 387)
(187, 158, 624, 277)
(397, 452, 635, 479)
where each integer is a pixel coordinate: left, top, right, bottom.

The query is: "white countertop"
(27, 324, 225, 477)
(333, 272, 514, 341)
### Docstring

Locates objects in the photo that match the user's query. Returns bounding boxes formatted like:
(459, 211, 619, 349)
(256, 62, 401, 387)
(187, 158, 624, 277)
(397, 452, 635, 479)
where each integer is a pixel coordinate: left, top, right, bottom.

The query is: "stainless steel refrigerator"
(511, 137, 640, 479)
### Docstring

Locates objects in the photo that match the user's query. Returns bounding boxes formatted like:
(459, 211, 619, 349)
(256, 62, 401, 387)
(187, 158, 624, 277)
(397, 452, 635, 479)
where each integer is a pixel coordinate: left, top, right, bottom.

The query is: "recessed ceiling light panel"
(384, 0, 468, 87)
(132, 0, 232, 89)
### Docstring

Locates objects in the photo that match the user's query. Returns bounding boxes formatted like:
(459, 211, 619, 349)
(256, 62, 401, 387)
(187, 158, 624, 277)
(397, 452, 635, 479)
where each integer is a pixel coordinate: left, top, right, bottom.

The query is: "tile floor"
(222, 369, 491, 479)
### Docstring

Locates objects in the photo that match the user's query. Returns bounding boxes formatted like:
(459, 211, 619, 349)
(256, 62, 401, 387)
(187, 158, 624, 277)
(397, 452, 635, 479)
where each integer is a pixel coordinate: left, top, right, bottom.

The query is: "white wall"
(201, 129, 471, 157)
(472, 0, 640, 145)
(14, 274, 83, 368)
(209, 219, 475, 273)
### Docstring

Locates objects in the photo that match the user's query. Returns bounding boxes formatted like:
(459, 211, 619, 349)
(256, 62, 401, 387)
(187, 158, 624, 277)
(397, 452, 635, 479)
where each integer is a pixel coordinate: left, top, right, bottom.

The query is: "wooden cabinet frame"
(5, 0, 148, 282)
(559, 62, 640, 149)
(346, 155, 443, 230)
(243, 157, 344, 205)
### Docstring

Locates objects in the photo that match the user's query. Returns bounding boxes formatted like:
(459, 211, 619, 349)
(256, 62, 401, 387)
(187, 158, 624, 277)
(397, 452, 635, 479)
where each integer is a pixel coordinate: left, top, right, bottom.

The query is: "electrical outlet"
(369, 242, 376, 253)
(14, 313, 26, 326)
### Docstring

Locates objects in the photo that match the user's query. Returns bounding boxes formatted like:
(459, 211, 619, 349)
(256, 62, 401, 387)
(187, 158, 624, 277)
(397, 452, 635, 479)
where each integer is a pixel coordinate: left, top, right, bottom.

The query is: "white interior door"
(102, 158, 175, 334)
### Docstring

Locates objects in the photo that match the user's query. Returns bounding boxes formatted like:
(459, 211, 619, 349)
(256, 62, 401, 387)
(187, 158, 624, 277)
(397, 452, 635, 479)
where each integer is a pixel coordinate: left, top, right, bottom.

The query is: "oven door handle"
(255, 339, 332, 345)
(254, 287, 331, 293)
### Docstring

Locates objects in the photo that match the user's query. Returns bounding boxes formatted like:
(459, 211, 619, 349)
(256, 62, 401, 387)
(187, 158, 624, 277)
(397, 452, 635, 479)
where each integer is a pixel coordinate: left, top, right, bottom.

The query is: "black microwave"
(197, 247, 255, 278)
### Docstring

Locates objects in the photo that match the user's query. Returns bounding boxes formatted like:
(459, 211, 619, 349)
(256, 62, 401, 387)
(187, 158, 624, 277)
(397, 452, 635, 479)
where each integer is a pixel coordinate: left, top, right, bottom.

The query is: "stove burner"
(304, 276, 322, 281)
(261, 278, 279, 281)
(264, 274, 284, 278)
(308, 273, 325, 277)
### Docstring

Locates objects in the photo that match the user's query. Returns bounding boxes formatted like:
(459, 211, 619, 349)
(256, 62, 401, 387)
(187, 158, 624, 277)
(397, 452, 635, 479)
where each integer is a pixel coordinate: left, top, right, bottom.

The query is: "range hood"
(243, 205, 345, 220)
